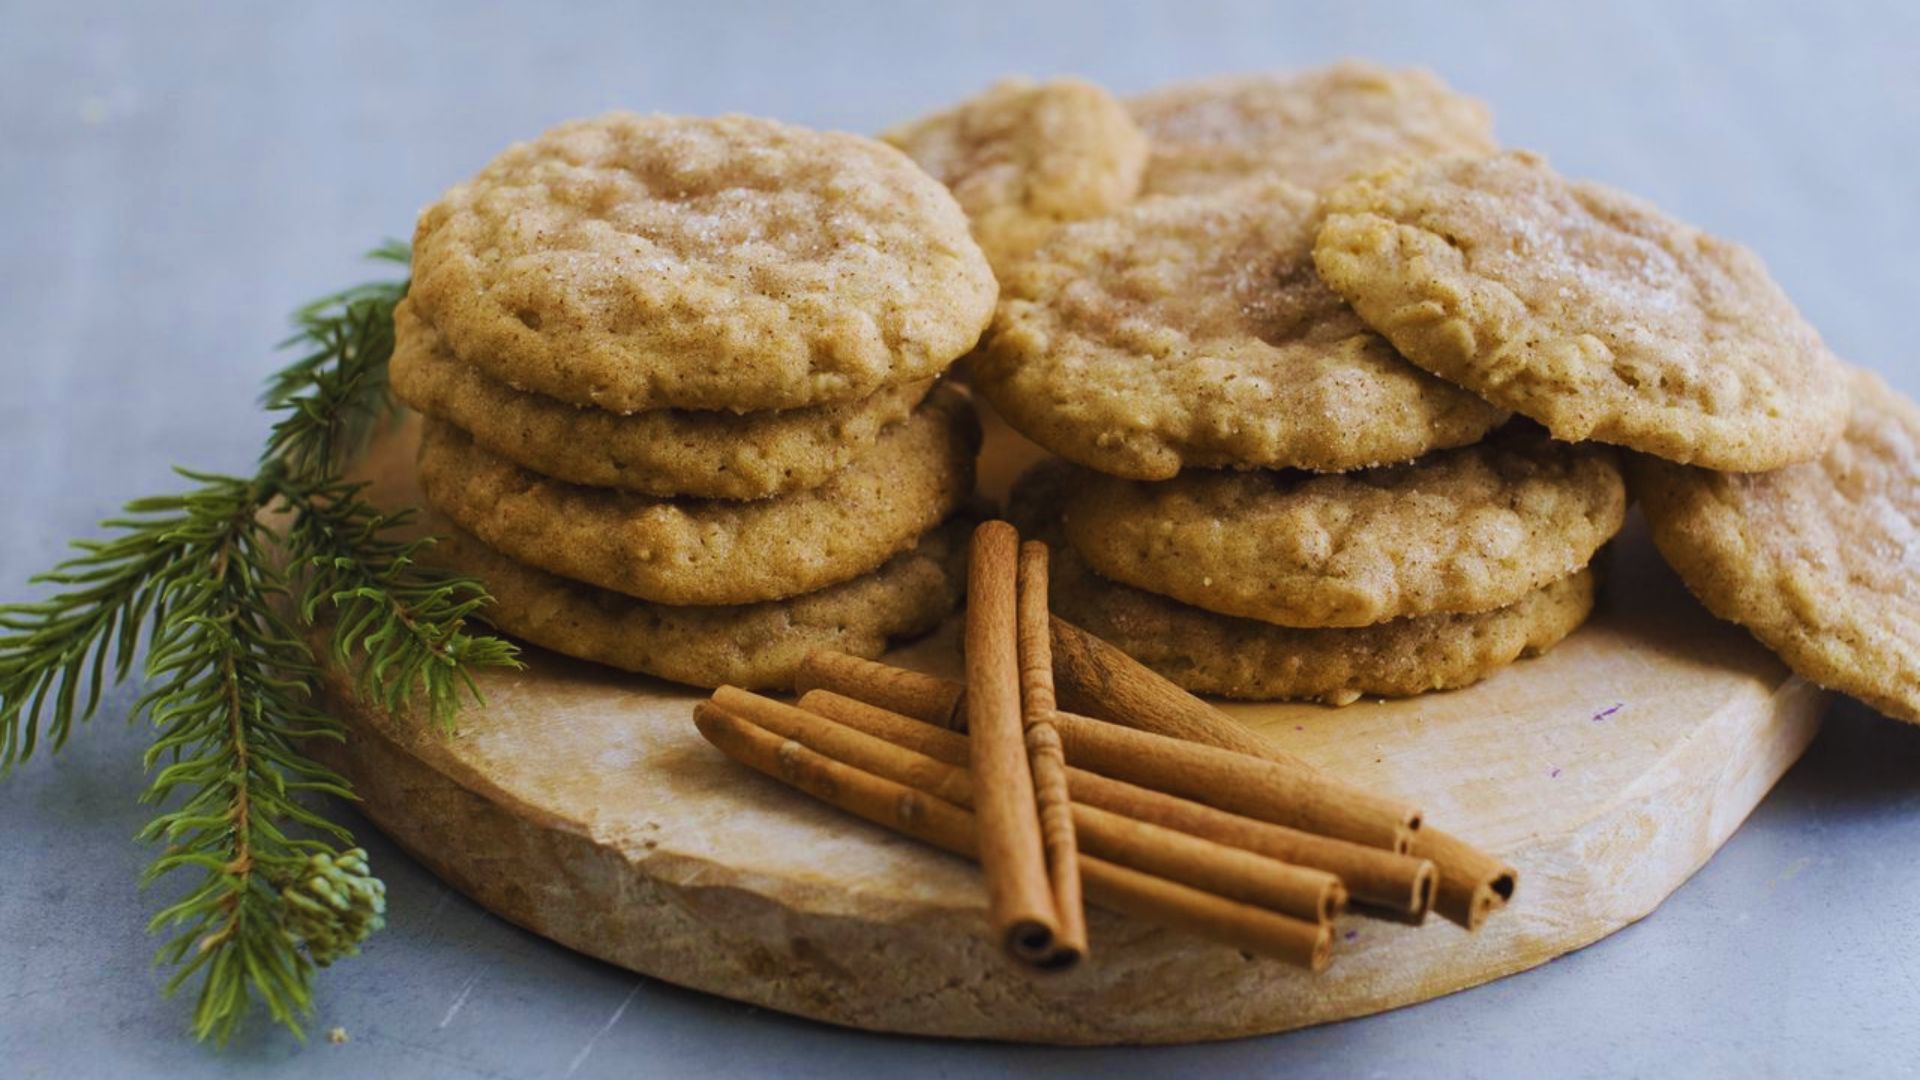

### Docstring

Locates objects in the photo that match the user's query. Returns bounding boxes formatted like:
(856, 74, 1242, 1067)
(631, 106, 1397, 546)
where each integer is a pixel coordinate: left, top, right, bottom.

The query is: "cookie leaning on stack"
(392, 112, 996, 689)
(1310, 149, 1920, 724)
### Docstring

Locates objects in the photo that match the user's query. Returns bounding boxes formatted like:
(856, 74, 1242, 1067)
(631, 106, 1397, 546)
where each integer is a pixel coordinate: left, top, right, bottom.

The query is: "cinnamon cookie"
(884, 76, 1148, 272)
(410, 112, 996, 413)
(1061, 426, 1623, 627)
(424, 517, 967, 690)
(1128, 61, 1496, 197)
(1014, 463, 1592, 703)
(1634, 368, 1920, 723)
(389, 300, 933, 499)
(974, 178, 1505, 479)
(1315, 150, 1848, 471)
(417, 386, 980, 606)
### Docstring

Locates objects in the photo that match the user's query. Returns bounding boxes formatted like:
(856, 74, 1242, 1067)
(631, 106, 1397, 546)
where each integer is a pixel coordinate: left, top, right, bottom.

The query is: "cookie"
(425, 516, 966, 690)
(1014, 463, 1593, 703)
(1061, 425, 1624, 627)
(883, 76, 1148, 272)
(1634, 368, 1920, 724)
(974, 178, 1506, 479)
(417, 386, 980, 606)
(1128, 61, 1496, 197)
(389, 300, 933, 499)
(1315, 150, 1849, 471)
(410, 112, 996, 413)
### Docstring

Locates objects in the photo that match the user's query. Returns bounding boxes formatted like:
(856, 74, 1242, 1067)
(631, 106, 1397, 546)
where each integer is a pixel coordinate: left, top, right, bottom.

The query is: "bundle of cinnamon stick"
(692, 520, 1516, 973)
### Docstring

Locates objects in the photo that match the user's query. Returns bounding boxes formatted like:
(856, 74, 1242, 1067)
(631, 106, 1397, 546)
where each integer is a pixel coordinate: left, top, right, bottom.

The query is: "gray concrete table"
(3, 3, 1918, 1076)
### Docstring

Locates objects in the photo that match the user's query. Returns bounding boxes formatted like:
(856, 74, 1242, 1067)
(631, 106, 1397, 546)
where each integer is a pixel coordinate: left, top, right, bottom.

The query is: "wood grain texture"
(310, 413, 1827, 1043)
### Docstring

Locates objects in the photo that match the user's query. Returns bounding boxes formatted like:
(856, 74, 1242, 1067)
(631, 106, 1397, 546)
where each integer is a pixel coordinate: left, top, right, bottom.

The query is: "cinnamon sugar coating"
(975, 178, 1505, 479)
(410, 113, 995, 413)
(1315, 150, 1848, 470)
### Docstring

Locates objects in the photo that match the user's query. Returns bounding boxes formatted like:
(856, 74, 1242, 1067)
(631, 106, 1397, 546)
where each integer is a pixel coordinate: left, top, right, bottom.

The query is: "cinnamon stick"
(1409, 827, 1517, 931)
(1051, 711, 1420, 853)
(1073, 803, 1345, 924)
(694, 702, 1330, 969)
(710, 688, 971, 804)
(965, 521, 1062, 966)
(753, 690, 1333, 923)
(1016, 540, 1086, 963)
(1079, 857, 1331, 972)
(799, 689, 971, 762)
(795, 649, 964, 730)
(692, 701, 975, 856)
(799, 660, 1418, 853)
(1050, 615, 1301, 766)
(799, 690, 1433, 919)
(1066, 769, 1435, 919)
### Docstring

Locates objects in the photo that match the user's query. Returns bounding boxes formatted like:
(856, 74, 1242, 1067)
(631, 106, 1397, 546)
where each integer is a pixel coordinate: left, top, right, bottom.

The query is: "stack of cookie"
(972, 62, 1838, 703)
(391, 113, 997, 689)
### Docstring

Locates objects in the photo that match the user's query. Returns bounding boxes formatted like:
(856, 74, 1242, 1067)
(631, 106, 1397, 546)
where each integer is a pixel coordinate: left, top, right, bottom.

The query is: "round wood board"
(312, 412, 1828, 1044)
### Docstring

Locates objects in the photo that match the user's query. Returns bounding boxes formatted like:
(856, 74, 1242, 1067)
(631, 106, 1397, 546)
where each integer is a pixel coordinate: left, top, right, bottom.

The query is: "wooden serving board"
(312, 413, 1827, 1044)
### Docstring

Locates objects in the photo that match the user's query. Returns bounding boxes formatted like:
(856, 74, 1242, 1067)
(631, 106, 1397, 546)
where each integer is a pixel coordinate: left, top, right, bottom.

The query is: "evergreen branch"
(0, 241, 519, 1044)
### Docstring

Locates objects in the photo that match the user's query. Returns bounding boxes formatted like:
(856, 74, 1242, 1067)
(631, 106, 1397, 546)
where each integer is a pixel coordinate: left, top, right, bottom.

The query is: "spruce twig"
(0, 242, 518, 1044)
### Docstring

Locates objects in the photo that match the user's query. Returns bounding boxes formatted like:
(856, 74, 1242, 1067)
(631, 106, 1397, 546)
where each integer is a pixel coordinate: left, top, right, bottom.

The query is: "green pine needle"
(0, 242, 520, 1045)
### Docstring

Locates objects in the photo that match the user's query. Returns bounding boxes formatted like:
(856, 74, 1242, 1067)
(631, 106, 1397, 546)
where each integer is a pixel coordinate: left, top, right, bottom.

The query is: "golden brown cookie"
(425, 516, 966, 690)
(417, 386, 980, 606)
(1315, 150, 1848, 471)
(1061, 425, 1624, 627)
(410, 112, 996, 413)
(1128, 61, 1496, 197)
(1633, 368, 1920, 723)
(883, 76, 1148, 272)
(974, 178, 1506, 479)
(388, 300, 933, 499)
(1013, 463, 1593, 703)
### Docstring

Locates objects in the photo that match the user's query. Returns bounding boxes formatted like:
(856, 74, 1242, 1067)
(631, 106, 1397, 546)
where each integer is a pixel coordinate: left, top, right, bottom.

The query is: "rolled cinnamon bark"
(798, 690, 1433, 919)
(1066, 769, 1435, 919)
(1078, 857, 1332, 973)
(1050, 615, 1296, 764)
(693, 702, 975, 856)
(799, 689, 971, 761)
(1051, 711, 1421, 853)
(794, 649, 965, 730)
(798, 644, 1440, 855)
(694, 701, 1331, 969)
(1073, 803, 1345, 924)
(710, 688, 971, 805)
(965, 521, 1064, 967)
(1017, 540, 1087, 964)
(1409, 827, 1518, 931)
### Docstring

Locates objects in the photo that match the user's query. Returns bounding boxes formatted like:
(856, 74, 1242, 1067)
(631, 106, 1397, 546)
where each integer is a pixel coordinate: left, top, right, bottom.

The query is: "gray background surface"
(2, 2, 1918, 1077)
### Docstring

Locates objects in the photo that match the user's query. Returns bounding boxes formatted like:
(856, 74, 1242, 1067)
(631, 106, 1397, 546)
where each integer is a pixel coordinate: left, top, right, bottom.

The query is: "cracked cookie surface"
(1061, 425, 1623, 627)
(975, 178, 1505, 479)
(410, 112, 995, 413)
(1315, 150, 1848, 471)
(1634, 368, 1920, 723)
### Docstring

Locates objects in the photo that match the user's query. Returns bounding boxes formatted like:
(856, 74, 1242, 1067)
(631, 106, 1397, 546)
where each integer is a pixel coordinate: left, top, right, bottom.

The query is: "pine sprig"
(0, 243, 518, 1044)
